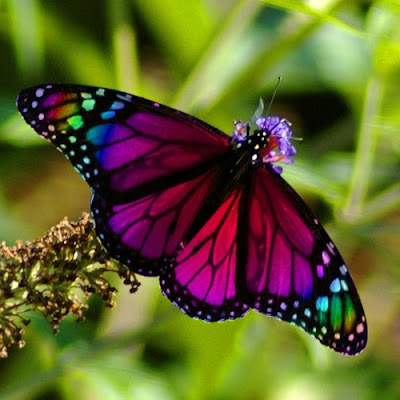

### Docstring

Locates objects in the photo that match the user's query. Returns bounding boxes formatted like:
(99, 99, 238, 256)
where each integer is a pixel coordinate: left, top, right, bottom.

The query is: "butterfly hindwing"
(160, 163, 367, 354)
(243, 167, 367, 355)
(17, 84, 230, 204)
(91, 169, 218, 276)
(160, 189, 250, 320)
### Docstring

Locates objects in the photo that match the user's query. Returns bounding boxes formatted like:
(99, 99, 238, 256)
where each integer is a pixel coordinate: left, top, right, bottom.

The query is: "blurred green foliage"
(0, 0, 399, 399)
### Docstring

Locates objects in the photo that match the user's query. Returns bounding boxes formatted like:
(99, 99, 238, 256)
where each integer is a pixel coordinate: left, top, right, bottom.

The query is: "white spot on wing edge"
(36, 88, 45, 97)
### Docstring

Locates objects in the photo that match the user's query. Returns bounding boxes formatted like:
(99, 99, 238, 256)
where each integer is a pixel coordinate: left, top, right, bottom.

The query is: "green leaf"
(261, 0, 364, 35)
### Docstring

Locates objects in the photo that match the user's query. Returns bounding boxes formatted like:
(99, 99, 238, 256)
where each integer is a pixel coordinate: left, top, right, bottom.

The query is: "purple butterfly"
(17, 84, 367, 355)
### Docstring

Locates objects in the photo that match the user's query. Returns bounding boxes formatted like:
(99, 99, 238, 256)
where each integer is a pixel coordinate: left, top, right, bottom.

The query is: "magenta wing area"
(246, 167, 366, 355)
(86, 110, 228, 197)
(161, 166, 367, 355)
(160, 190, 250, 320)
(17, 84, 230, 202)
(92, 170, 217, 276)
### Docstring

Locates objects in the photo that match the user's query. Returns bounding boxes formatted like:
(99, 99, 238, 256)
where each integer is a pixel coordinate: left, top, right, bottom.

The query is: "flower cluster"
(256, 116, 296, 170)
(0, 213, 140, 357)
(232, 114, 297, 175)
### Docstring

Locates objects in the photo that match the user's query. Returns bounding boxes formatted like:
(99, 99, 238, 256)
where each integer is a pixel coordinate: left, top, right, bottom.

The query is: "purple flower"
(257, 116, 296, 172)
(232, 115, 296, 174)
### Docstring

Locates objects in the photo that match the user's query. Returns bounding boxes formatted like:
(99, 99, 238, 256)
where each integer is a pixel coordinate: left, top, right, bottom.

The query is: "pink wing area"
(17, 84, 229, 203)
(246, 167, 314, 298)
(245, 167, 367, 355)
(91, 169, 217, 276)
(160, 190, 249, 321)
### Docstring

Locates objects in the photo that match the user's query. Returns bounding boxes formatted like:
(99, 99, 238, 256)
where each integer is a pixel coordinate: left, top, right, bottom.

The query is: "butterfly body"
(17, 84, 367, 355)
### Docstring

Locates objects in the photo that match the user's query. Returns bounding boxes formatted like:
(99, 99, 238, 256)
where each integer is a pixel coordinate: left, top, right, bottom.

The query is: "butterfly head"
(231, 116, 296, 174)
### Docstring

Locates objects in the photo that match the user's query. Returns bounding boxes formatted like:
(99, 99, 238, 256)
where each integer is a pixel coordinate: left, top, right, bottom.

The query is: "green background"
(0, 0, 399, 399)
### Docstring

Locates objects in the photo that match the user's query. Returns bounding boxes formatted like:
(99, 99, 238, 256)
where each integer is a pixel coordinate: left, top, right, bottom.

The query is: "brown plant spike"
(0, 212, 140, 358)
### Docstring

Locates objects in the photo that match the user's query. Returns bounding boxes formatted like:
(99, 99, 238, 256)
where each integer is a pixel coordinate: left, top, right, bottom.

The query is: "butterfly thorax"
(231, 116, 296, 175)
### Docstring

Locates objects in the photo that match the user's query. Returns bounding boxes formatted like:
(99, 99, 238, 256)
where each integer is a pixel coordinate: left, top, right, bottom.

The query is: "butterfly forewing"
(17, 84, 231, 275)
(17, 84, 230, 203)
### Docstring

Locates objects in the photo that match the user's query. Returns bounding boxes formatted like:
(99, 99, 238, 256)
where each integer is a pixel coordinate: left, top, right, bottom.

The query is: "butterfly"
(17, 84, 367, 355)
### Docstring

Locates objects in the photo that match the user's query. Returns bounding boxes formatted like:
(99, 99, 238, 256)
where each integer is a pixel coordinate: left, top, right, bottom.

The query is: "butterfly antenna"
(265, 76, 282, 117)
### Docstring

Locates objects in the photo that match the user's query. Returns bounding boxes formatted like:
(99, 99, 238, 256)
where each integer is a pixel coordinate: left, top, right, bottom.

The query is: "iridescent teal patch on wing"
(316, 296, 329, 325)
(86, 124, 111, 145)
(82, 99, 95, 111)
(67, 115, 84, 130)
(316, 296, 329, 312)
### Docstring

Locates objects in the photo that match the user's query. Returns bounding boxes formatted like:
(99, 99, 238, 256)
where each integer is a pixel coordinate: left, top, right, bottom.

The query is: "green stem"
(107, 0, 140, 94)
(344, 76, 384, 220)
(353, 183, 400, 223)
(7, 0, 44, 79)
(185, 0, 348, 113)
(171, 0, 262, 110)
